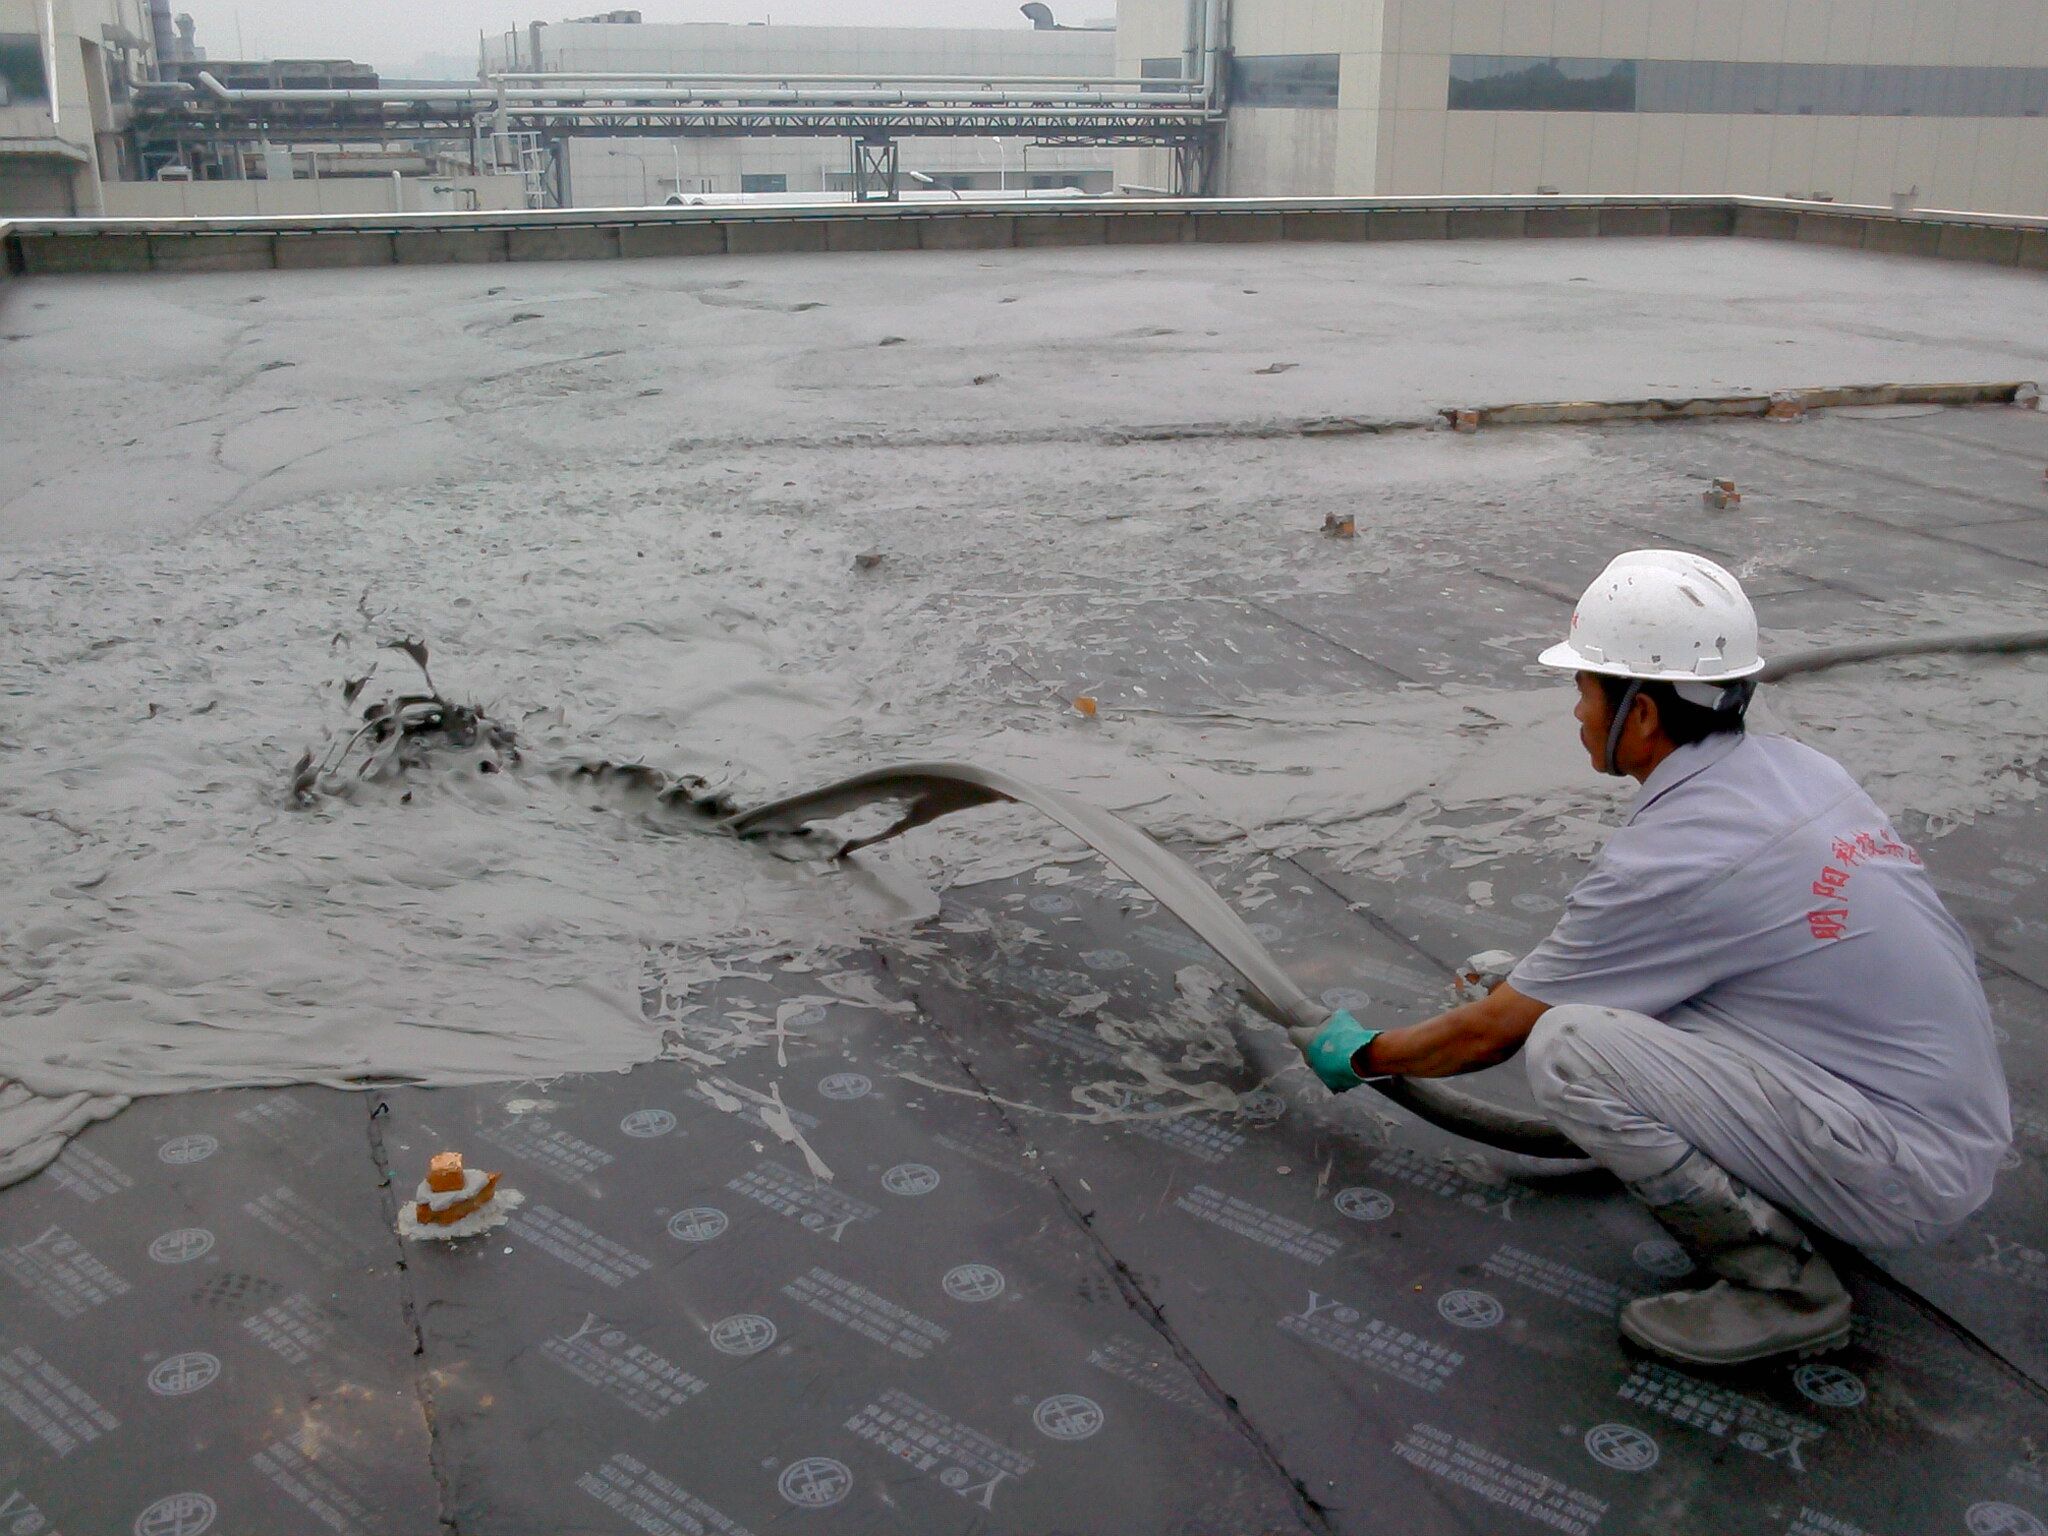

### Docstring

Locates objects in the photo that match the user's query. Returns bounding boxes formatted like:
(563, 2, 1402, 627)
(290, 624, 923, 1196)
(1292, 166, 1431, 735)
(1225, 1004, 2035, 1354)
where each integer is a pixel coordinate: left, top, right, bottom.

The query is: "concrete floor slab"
(3, 243, 2046, 1535)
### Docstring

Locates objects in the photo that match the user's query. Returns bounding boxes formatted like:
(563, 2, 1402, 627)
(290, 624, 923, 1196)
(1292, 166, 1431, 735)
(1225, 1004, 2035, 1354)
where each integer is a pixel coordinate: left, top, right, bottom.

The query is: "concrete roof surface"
(0, 239, 2044, 1536)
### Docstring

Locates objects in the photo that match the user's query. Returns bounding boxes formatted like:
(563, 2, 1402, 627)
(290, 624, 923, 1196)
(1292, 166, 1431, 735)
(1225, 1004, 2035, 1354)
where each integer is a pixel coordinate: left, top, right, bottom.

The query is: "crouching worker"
(1307, 549, 2011, 1366)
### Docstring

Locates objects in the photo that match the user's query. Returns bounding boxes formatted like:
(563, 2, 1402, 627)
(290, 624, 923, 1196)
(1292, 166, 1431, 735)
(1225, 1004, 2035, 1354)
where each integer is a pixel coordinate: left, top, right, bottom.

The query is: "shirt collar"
(1625, 732, 1746, 823)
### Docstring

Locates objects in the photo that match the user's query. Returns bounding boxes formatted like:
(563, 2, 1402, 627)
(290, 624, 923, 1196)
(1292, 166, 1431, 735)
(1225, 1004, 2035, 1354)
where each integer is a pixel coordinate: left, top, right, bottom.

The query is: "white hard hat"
(1538, 549, 1765, 683)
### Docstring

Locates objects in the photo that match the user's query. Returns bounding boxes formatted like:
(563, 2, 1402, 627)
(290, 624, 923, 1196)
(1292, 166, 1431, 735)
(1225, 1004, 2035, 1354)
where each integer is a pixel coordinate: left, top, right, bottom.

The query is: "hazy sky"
(179, 1, 1071, 75)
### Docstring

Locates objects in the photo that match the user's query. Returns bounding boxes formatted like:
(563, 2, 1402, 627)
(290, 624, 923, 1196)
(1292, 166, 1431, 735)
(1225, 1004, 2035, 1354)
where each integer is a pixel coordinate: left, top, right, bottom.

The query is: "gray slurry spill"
(1, 242, 2046, 1533)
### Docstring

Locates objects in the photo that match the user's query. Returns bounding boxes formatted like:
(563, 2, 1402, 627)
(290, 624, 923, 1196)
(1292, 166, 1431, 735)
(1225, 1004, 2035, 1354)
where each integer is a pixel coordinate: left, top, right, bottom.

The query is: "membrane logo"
(708, 1314, 777, 1357)
(1583, 1424, 1659, 1473)
(1631, 1238, 1694, 1278)
(882, 1164, 941, 1197)
(148, 1228, 215, 1265)
(818, 1073, 873, 1101)
(148, 1352, 221, 1398)
(1334, 1187, 1394, 1222)
(1436, 1290, 1504, 1329)
(1028, 893, 1075, 914)
(619, 1110, 676, 1139)
(667, 1207, 729, 1243)
(157, 1136, 219, 1167)
(1792, 1364, 1866, 1409)
(1319, 987, 1372, 1013)
(942, 1264, 1006, 1302)
(1236, 1090, 1286, 1126)
(133, 1493, 216, 1536)
(777, 1457, 852, 1508)
(1033, 1394, 1105, 1441)
(1079, 949, 1130, 972)
(1966, 1502, 2047, 1536)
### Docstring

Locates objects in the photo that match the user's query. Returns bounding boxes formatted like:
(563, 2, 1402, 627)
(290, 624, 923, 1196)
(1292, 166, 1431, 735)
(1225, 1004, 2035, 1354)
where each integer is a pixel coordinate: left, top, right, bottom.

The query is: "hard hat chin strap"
(1603, 676, 1754, 774)
(1602, 679, 1642, 777)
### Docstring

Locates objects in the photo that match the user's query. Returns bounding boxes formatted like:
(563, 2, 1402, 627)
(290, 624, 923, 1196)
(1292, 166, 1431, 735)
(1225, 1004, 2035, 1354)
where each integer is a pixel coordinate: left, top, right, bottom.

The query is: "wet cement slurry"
(5, 250, 2048, 1535)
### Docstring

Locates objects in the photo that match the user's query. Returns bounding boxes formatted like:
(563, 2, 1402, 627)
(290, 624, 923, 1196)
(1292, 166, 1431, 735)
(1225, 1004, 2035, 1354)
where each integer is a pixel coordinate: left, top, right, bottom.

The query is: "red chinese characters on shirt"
(1806, 829, 1922, 942)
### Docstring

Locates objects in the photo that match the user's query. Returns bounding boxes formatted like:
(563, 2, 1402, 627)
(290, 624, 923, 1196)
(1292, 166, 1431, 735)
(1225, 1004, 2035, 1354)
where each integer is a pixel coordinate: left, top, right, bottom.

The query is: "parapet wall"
(3, 195, 2047, 278)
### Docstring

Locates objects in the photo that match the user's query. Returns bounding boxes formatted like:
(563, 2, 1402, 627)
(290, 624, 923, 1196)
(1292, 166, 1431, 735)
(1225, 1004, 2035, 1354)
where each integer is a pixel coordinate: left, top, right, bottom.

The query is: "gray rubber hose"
(729, 762, 1586, 1160)
(726, 629, 2048, 1161)
(1760, 628, 2048, 683)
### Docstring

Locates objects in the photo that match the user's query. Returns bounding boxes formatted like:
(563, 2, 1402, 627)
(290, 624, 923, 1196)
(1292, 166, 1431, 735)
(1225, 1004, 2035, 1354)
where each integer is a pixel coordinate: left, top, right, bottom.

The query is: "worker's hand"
(1305, 1009, 1382, 1093)
(1452, 949, 1519, 1005)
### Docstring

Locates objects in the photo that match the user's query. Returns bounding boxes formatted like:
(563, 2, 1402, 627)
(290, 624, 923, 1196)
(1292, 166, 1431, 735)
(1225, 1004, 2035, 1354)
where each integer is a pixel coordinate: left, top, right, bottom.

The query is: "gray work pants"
(1524, 1004, 1962, 1250)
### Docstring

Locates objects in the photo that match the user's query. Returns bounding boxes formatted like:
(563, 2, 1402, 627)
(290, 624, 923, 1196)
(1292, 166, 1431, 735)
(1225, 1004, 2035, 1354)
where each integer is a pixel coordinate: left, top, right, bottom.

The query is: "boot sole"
(1618, 1316, 1853, 1369)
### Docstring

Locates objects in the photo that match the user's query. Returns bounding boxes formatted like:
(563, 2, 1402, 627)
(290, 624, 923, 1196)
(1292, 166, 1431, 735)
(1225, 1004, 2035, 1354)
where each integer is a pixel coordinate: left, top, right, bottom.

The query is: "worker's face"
(1572, 672, 1611, 771)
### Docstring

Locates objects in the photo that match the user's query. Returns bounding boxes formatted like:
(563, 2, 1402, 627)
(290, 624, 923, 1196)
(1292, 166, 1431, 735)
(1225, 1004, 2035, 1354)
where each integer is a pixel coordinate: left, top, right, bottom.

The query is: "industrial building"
(2, 8, 1160, 217)
(481, 15, 1122, 204)
(1116, 0, 2048, 211)
(0, 0, 159, 213)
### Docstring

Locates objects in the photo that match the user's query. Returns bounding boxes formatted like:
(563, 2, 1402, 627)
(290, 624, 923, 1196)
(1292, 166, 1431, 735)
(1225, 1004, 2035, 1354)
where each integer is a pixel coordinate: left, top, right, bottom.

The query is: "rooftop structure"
(480, 17, 1125, 206)
(0, 211, 2044, 1534)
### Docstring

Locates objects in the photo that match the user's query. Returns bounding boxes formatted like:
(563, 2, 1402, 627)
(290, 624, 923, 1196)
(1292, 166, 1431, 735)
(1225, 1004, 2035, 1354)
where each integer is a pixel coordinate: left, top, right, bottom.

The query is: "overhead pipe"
(203, 88, 1202, 107)
(499, 103, 1212, 117)
(498, 105, 1212, 122)
(196, 72, 485, 103)
(194, 71, 1199, 111)
(487, 70, 1202, 89)
(492, 91, 1208, 109)
(1203, 0, 1227, 104)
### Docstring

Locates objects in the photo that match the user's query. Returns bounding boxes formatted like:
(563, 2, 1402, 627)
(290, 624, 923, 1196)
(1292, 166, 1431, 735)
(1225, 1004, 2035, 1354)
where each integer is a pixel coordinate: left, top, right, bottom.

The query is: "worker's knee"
(1523, 1004, 1649, 1114)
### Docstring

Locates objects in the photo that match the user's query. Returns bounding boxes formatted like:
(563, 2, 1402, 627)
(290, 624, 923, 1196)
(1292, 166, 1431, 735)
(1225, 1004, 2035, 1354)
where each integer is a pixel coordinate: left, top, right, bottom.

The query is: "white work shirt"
(1510, 731, 2012, 1216)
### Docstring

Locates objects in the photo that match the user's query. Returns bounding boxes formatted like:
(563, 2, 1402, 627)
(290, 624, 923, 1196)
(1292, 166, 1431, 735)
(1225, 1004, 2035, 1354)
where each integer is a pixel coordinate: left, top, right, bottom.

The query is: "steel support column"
(850, 136, 898, 202)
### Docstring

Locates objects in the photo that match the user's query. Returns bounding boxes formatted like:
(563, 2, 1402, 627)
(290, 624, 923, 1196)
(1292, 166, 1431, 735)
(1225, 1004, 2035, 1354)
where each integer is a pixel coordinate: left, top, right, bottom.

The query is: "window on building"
(1230, 54, 1339, 108)
(1452, 55, 2048, 118)
(1140, 56, 1184, 94)
(1449, 55, 1636, 112)
(740, 173, 787, 194)
(0, 34, 49, 106)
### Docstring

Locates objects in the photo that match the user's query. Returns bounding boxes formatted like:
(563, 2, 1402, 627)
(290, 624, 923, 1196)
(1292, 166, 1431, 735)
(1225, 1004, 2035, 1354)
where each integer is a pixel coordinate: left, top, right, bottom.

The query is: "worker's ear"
(1628, 687, 1664, 745)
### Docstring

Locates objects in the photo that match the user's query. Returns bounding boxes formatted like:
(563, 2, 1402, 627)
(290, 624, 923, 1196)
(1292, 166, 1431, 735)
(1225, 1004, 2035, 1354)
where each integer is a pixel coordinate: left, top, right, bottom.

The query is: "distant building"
(481, 17, 1121, 206)
(1117, 0, 2048, 213)
(0, 0, 157, 213)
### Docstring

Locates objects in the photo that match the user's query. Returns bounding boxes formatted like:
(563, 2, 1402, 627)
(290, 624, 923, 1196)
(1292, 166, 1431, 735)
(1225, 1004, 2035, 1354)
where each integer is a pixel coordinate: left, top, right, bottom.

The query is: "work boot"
(1617, 1152, 1852, 1368)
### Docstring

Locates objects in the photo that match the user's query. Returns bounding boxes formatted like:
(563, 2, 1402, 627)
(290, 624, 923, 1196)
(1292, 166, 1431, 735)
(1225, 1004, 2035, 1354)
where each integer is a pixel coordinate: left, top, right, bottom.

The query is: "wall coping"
(3, 194, 2044, 277)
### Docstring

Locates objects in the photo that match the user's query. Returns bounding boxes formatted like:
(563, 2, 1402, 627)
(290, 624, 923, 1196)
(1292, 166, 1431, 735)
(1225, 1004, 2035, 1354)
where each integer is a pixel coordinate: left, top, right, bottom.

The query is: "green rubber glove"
(1306, 1009, 1381, 1093)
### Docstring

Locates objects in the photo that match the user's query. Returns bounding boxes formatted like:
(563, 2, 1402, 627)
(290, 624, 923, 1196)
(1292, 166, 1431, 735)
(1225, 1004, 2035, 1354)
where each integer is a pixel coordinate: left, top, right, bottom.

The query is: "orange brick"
(427, 1152, 466, 1193)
